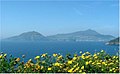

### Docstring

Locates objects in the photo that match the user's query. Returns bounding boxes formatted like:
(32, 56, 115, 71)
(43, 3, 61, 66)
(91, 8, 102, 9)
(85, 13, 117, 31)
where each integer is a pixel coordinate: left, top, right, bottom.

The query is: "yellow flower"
(85, 52, 90, 54)
(73, 57, 77, 61)
(81, 66, 84, 70)
(101, 50, 104, 52)
(28, 59, 32, 62)
(36, 65, 40, 70)
(42, 61, 46, 64)
(105, 64, 107, 66)
(113, 71, 116, 72)
(102, 62, 106, 65)
(92, 62, 95, 65)
(4, 54, 7, 57)
(112, 68, 115, 70)
(41, 54, 46, 57)
(116, 60, 118, 62)
(48, 67, 52, 70)
(94, 56, 98, 59)
(97, 53, 100, 55)
(68, 60, 73, 64)
(80, 51, 82, 54)
(35, 56, 40, 59)
(58, 55, 62, 59)
(86, 61, 89, 65)
(15, 58, 20, 62)
(86, 55, 90, 59)
(109, 69, 112, 72)
(93, 54, 97, 57)
(0, 55, 2, 59)
(97, 63, 101, 65)
(54, 62, 60, 66)
(74, 67, 79, 71)
(82, 53, 86, 56)
(113, 56, 116, 59)
(109, 63, 114, 65)
(81, 55, 85, 59)
(41, 66, 44, 69)
(53, 54, 57, 57)
(68, 68, 74, 73)
(79, 70, 82, 72)
(88, 60, 92, 64)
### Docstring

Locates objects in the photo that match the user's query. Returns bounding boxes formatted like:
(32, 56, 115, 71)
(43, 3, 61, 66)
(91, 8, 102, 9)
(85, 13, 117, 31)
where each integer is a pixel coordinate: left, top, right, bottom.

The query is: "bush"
(0, 50, 119, 73)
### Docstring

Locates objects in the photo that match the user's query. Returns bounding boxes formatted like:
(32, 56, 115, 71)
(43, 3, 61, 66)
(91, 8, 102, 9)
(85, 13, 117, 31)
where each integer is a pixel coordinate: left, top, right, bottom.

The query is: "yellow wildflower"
(85, 52, 90, 54)
(41, 54, 46, 57)
(86, 61, 89, 65)
(116, 60, 118, 62)
(42, 61, 46, 64)
(80, 51, 82, 54)
(73, 57, 77, 61)
(15, 58, 20, 62)
(74, 67, 79, 71)
(81, 66, 84, 70)
(88, 60, 92, 64)
(36, 65, 40, 70)
(109, 69, 112, 72)
(41, 66, 44, 69)
(4, 54, 7, 57)
(112, 68, 115, 70)
(35, 56, 40, 59)
(114, 70, 116, 72)
(93, 54, 97, 57)
(54, 62, 60, 66)
(48, 67, 52, 70)
(82, 53, 86, 56)
(92, 62, 95, 65)
(101, 50, 104, 52)
(81, 55, 85, 59)
(68, 68, 74, 73)
(28, 59, 32, 62)
(102, 62, 106, 65)
(113, 56, 116, 59)
(85, 55, 90, 59)
(109, 63, 114, 65)
(0, 55, 2, 59)
(97, 63, 101, 65)
(100, 60, 102, 62)
(97, 53, 100, 55)
(68, 60, 73, 64)
(94, 56, 98, 59)
(79, 70, 82, 72)
(58, 55, 62, 59)
(53, 54, 57, 57)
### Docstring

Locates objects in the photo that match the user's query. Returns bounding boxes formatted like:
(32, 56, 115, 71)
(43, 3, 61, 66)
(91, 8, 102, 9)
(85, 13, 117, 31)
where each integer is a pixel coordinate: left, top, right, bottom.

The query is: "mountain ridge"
(3, 29, 115, 42)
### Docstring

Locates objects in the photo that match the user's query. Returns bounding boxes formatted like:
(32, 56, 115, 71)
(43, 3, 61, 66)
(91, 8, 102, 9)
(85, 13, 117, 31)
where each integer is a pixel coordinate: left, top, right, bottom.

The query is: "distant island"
(106, 37, 119, 45)
(3, 29, 115, 42)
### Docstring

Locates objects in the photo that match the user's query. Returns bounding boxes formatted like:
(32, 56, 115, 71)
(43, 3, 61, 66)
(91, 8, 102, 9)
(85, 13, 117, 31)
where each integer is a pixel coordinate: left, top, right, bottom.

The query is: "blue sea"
(0, 41, 119, 62)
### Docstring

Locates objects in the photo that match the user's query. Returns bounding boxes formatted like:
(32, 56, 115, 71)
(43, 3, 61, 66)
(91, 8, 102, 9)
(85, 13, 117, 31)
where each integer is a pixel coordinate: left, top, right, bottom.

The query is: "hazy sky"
(1, 0, 119, 39)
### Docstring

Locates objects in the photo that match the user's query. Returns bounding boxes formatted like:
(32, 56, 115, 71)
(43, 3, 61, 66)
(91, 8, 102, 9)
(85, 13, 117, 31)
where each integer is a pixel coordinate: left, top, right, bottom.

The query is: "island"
(106, 37, 119, 45)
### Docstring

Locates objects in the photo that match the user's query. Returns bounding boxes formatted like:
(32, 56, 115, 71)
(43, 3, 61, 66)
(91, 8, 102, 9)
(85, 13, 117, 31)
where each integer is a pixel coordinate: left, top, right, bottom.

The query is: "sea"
(0, 41, 119, 62)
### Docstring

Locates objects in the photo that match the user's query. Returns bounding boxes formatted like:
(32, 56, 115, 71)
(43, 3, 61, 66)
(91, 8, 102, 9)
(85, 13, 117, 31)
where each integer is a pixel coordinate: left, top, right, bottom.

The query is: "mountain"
(47, 29, 115, 41)
(3, 29, 115, 42)
(106, 37, 119, 45)
(4, 31, 47, 41)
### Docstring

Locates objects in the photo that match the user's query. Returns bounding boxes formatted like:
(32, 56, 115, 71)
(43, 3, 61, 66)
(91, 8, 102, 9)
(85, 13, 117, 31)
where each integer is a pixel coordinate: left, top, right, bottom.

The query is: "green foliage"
(0, 50, 119, 73)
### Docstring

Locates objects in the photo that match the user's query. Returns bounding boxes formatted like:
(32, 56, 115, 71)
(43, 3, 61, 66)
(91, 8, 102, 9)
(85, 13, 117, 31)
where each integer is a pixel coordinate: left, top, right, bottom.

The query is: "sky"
(0, 0, 119, 39)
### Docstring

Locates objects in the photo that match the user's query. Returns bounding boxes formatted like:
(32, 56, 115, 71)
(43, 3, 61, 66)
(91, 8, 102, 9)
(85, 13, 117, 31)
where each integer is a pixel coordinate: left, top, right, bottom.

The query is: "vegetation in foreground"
(0, 50, 119, 73)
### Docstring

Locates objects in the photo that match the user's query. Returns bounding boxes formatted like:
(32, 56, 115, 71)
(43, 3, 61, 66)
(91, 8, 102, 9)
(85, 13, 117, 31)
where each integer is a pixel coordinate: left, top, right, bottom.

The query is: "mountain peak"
(19, 31, 42, 36)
